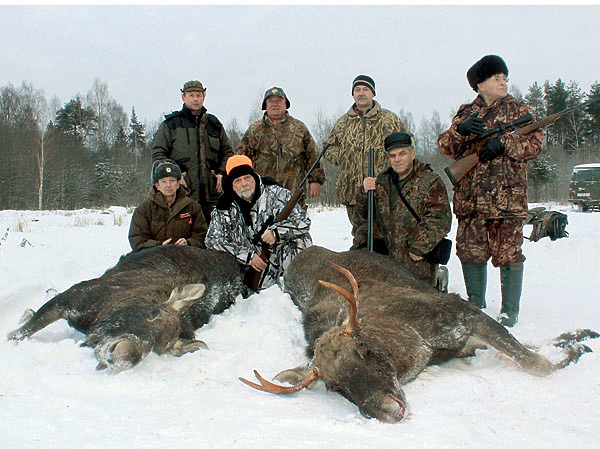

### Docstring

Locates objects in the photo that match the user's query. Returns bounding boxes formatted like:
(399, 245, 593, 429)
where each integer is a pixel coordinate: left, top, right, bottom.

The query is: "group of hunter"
(128, 53, 542, 327)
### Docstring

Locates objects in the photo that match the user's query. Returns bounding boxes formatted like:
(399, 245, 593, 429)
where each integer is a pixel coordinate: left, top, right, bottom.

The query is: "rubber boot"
(499, 262, 524, 327)
(461, 262, 487, 309)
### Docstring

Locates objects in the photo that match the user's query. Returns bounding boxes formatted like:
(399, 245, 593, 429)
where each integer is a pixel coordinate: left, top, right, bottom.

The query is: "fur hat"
(261, 87, 290, 110)
(152, 159, 182, 184)
(352, 75, 376, 96)
(467, 55, 509, 92)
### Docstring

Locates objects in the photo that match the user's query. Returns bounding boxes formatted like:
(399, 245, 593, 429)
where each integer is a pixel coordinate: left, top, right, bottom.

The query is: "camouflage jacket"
(152, 105, 233, 205)
(438, 95, 543, 219)
(205, 177, 312, 289)
(236, 112, 325, 194)
(324, 101, 408, 205)
(128, 186, 207, 251)
(354, 160, 451, 283)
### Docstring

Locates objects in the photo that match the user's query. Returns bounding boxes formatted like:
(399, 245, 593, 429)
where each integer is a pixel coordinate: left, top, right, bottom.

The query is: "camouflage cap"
(180, 80, 206, 93)
(261, 86, 290, 110)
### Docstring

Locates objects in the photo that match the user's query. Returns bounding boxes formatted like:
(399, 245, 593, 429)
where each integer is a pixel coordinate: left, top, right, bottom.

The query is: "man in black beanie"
(324, 74, 409, 238)
(438, 55, 543, 327)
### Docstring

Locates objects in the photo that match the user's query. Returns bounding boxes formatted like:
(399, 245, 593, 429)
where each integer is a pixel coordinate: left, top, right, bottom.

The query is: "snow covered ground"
(0, 204, 598, 449)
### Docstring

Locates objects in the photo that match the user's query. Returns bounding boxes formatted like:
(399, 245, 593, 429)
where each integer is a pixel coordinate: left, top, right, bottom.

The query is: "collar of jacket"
(380, 159, 431, 187)
(263, 111, 290, 127)
(348, 100, 379, 118)
(150, 185, 189, 208)
(181, 105, 207, 121)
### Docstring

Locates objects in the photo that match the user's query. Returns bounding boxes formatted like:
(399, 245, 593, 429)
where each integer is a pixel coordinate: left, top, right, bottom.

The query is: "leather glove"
(478, 137, 505, 162)
(457, 116, 485, 136)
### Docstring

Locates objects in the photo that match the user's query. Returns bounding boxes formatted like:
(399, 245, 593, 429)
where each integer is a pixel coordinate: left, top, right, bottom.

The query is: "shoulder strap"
(393, 180, 421, 223)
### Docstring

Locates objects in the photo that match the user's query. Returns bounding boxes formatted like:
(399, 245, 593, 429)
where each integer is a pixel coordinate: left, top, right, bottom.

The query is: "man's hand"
(457, 116, 485, 136)
(308, 182, 321, 198)
(479, 137, 505, 162)
(363, 177, 376, 192)
(250, 253, 268, 271)
(261, 229, 276, 245)
(216, 174, 223, 193)
(173, 238, 188, 246)
(162, 238, 172, 245)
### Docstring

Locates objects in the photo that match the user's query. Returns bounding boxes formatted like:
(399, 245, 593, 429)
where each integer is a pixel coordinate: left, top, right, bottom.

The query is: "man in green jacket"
(325, 75, 409, 237)
(128, 160, 207, 251)
(236, 87, 325, 207)
(152, 80, 233, 223)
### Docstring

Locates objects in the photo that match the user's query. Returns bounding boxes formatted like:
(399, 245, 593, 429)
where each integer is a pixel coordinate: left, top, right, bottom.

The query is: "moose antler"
(239, 368, 319, 394)
(318, 263, 360, 335)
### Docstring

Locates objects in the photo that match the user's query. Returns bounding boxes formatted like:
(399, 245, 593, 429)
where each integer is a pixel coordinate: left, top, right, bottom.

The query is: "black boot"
(499, 262, 524, 327)
(461, 262, 487, 308)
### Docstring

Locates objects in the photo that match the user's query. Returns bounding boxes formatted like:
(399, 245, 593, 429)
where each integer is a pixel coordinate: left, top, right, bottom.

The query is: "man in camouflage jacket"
(129, 160, 207, 251)
(236, 87, 325, 206)
(205, 155, 312, 291)
(325, 75, 409, 237)
(152, 80, 233, 224)
(438, 55, 543, 327)
(354, 132, 451, 285)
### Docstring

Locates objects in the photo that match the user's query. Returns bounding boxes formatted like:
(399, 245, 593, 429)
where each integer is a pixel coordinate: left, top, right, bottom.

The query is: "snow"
(0, 204, 598, 449)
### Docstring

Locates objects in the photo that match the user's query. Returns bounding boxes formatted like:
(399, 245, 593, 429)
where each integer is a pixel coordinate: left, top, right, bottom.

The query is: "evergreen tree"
(128, 106, 146, 156)
(54, 97, 97, 142)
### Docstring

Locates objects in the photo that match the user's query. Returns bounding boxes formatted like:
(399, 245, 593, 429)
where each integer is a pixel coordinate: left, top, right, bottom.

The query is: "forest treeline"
(1, 77, 599, 210)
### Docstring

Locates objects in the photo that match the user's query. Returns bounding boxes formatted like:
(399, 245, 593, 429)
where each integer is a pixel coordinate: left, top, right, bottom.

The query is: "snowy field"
(0, 204, 598, 449)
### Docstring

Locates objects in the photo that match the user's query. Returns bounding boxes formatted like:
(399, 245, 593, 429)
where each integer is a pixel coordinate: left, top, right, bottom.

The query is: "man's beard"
(239, 187, 255, 201)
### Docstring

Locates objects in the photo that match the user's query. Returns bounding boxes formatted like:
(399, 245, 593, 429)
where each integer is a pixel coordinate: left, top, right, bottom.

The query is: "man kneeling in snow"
(128, 159, 207, 251)
(205, 155, 312, 291)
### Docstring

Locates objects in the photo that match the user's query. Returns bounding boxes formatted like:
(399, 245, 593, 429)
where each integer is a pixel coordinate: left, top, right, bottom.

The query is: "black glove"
(457, 116, 485, 137)
(478, 137, 505, 162)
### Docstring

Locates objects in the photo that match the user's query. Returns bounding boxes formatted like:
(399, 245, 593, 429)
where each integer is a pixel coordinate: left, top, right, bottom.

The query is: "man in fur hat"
(205, 155, 312, 290)
(438, 55, 543, 327)
(128, 159, 207, 251)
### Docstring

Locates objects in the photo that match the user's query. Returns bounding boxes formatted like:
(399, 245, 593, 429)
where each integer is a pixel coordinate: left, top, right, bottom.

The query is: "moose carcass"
(8, 245, 246, 372)
(241, 245, 597, 423)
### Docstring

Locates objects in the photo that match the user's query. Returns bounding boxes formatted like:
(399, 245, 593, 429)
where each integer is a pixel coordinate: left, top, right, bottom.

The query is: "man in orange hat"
(205, 155, 312, 290)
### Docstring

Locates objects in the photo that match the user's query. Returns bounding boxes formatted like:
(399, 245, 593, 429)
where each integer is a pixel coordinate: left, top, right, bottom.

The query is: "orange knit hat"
(226, 155, 253, 175)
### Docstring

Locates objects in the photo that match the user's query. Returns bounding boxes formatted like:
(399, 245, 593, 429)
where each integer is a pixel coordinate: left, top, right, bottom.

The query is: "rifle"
(244, 142, 331, 291)
(444, 96, 600, 186)
(367, 146, 375, 252)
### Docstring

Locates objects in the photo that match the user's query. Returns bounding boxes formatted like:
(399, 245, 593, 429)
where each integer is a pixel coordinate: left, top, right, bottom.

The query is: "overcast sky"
(1, 4, 599, 134)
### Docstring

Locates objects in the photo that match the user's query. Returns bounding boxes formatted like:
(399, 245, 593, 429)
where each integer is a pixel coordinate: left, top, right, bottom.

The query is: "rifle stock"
(245, 143, 331, 291)
(445, 97, 600, 186)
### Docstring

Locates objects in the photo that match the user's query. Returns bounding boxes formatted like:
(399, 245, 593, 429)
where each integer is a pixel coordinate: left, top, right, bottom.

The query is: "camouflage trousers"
(456, 216, 525, 267)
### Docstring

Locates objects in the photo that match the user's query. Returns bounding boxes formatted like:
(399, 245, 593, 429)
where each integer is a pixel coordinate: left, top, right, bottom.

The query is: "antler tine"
(329, 263, 360, 299)
(239, 368, 319, 394)
(318, 279, 361, 334)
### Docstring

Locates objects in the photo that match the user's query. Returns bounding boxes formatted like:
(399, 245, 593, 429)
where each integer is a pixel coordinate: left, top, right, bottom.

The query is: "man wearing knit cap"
(128, 159, 207, 251)
(205, 155, 312, 290)
(236, 87, 325, 207)
(354, 132, 451, 289)
(152, 80, 233, 224)
(325, 74, 409, 238)
(438, 55, 543, 327)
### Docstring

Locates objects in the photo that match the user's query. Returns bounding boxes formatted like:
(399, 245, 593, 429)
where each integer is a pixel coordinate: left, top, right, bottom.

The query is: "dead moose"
(8, 245, 246, 372)
(240, 245, 598, 423)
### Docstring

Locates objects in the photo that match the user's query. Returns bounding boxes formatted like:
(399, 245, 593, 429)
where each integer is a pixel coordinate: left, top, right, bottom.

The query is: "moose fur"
(246, 246, 597, 423)
(8, 246, 246, 372)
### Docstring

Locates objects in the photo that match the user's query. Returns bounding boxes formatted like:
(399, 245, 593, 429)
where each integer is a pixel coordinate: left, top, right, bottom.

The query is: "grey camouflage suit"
(205, 177, 312, 290)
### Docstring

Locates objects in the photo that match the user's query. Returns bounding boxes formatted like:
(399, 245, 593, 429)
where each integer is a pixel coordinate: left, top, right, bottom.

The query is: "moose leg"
(7, 300, 63, 341)
(166, 338, 208, 356)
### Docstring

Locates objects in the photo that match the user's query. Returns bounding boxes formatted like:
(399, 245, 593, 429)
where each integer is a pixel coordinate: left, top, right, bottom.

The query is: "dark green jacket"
(128, 186, 207, 251)
(152, 105, 233, 205)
